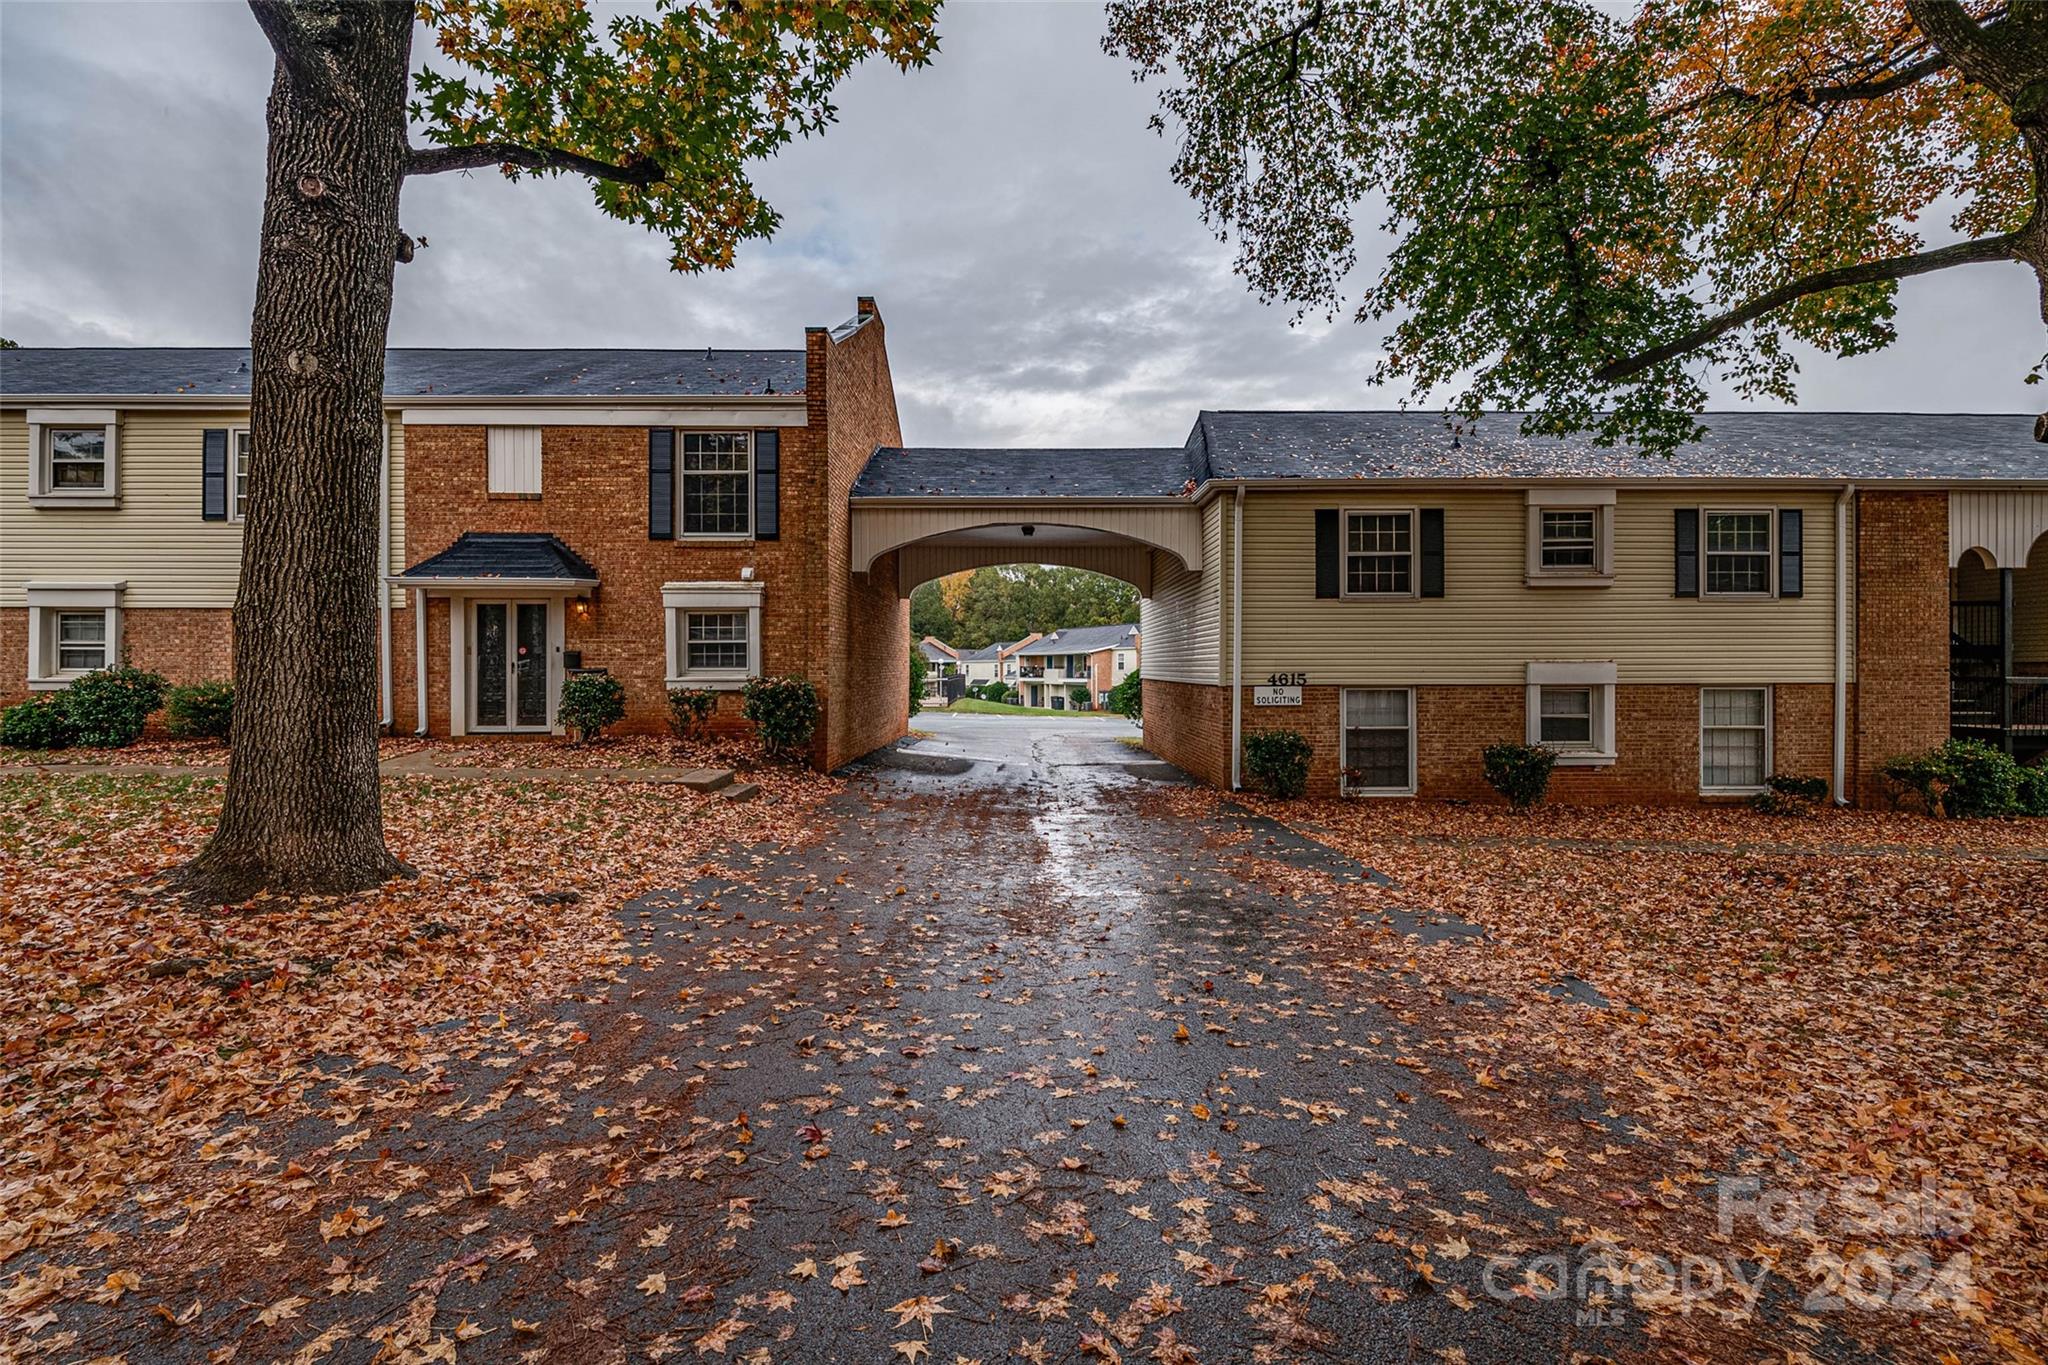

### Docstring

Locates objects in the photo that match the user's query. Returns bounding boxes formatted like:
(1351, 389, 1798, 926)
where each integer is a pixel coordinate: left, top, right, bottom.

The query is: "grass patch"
(940, 698, 1125, 718)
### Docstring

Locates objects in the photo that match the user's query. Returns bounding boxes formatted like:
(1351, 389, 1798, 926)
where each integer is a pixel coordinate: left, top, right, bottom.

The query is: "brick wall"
(821, 299, 910, 770)
(1142, 676, 1229, 787)
(1854, 490, 1949, 805)
(1145, 678, 1838, 804)
(2, 606, 234, 706)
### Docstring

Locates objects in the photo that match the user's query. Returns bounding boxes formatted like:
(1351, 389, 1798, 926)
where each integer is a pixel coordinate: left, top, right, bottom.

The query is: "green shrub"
(908, 650, 928, 718)
(1749, 773, 1828, 817)
(666, 686, 717, 739)
(1068, 685, 1089, 709)
(1, 696, 73, 750)
(1242, 729, 1312, 799)
(742, 675, 820, 758)
(1482, 742, 1556, 811)
(2020, 762, 2048, 818)
(558, 671, 626, 743)
(164, 681, 234, 740)
(1108, 669, 1142, 721)
(1882, 739, 2026, 818)
(60, 667, 167, 748)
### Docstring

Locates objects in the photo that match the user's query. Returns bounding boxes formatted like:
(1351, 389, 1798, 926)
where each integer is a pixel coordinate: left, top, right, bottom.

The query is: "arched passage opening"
(1949, 521, 2048, 757)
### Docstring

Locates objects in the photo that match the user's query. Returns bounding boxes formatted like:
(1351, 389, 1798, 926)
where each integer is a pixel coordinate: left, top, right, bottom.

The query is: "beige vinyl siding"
(386, 412, 406, 605)
(1137, 499, 1223, 683)
(3, 408, 411, 609)
(1236, 487, 1853, 684)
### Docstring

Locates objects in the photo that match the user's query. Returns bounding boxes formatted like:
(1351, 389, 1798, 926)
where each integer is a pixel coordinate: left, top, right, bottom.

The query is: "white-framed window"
(1526, 661, 1617, 765)
(1703, 509, 1773, 597)
(486, 426, 543, 496)
(1700, 687, 1772, 794)
(228, 427, 255, 521)
(1342, 687, 1415, 795)
(1524, 488, 1614, 584)
(680, 432, 751, 537)
(1343, 508, 1416, 597)
(26, 409, 120, 507)
(23, 582, 124, 688)
(662, 581, 762, 688)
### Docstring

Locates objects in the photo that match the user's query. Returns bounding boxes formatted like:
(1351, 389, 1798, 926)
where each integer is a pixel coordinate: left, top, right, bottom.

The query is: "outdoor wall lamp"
(1021, 524, 1036, 537)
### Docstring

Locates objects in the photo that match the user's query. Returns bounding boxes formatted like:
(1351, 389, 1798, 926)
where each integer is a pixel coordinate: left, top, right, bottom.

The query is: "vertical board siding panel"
(486, 426, 542, 494)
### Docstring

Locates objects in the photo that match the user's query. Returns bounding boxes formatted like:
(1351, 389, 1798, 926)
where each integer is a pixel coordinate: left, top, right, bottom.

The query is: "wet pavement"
(65, 717, 1661, 1363)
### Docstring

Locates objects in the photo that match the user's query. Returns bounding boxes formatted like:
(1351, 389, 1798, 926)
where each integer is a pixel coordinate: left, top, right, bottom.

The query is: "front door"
(472, 600, 551, 731)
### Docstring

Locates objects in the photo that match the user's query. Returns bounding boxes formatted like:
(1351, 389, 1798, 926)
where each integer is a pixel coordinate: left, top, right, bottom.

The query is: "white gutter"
(413, 587, 429, 736)
(1229, 484, 1244, 791)
(1833, 482, 1855, 805)
(379, 416, 394, 730)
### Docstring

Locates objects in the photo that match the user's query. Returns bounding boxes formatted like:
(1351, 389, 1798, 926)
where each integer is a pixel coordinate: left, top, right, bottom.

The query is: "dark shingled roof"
(400, 533, 599, 583)
(1013, 623, 1139, 656)
(1188, 411, 2044, 483)
(852, 446, 1194, 498)
(1, 348, 804, 398)
(856, 412, 2043, 498)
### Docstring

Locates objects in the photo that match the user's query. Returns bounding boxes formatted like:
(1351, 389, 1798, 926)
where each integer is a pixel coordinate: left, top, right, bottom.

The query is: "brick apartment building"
(7, 313, 2046, 806)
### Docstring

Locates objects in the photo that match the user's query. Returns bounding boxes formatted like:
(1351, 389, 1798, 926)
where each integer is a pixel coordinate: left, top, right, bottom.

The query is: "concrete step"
(716, 781, 762, 803)
(677, 767, 735, 792)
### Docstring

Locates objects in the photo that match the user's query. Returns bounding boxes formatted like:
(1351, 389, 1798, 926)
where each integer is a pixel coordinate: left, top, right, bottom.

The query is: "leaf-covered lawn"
(0, 755, 838, 1268)
(1221, 793, 2048, 1359)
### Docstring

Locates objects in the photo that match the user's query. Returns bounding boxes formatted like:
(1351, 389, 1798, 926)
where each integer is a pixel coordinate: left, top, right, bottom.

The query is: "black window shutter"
(1673, 508, 1699, 597)
(648, 428, 674, 540)
(1418, 508, 1445, 598)
(201, 428, 228, 521)
(753, 430, 780, 541)
(1778, 508, 1803, 598)
(1314, 509, 1340, 598)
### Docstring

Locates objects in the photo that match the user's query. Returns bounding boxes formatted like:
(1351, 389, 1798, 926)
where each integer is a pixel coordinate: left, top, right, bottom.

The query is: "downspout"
(379, 415, 394, 729)
(1833, 482, 1854, 805)
(413, 588, 429, 736)
(1229, 484, 1244, 791)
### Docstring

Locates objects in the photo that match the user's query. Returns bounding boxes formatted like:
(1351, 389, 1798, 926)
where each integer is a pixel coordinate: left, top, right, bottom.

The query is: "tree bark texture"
(183, 2, 414, 900)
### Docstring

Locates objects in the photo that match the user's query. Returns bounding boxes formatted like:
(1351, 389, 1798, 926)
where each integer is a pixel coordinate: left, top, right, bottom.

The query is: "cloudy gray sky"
(1, 1, 2036, 447)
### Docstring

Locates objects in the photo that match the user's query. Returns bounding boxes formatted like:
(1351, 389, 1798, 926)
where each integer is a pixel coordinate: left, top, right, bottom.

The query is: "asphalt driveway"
(58, 717, 1671, 1363)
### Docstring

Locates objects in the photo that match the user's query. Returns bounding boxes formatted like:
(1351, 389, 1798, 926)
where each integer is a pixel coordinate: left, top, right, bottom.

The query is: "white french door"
(471, 599, 552, 732)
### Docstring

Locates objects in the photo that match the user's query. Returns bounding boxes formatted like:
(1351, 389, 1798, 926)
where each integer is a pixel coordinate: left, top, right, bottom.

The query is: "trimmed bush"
(667, 686, 717, 739)
(1, 696, 73, 750)
(558, 671, 626, 743)
(1108, 669, 1142, 721)
(61, 667, 167, 748)
(742, 675, 820, 758)
(164, 681, 235, 740)
(1749, 773, 1828, 817)
(908, 651, 928, 718)
(1242, 729, 1312, 799)
(1882, 739, 2026, 819)
(1068, 685, 1089, 710)
(1482, 742, 1556, 811)
(2020, 762, 2048, 818)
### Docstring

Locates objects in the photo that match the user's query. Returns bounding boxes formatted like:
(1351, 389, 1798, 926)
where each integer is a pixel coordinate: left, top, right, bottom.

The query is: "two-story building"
(1010, 624, 1139, 710)
(1, 298, 910, 771)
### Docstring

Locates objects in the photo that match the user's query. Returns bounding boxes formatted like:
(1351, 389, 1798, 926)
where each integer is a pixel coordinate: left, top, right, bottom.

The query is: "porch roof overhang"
(395, 532, 600, 593)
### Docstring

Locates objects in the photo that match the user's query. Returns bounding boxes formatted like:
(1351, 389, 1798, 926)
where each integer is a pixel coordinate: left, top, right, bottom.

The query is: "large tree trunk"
(181, 3, 415, 901)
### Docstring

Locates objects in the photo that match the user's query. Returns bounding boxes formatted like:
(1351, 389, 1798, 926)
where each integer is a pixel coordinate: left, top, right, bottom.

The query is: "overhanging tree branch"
(1594, 232, 2025, 384)
(406, 142, 664, 185)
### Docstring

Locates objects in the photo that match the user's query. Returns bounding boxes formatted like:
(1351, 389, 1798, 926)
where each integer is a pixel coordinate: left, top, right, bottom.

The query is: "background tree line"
(910, 567, 1140, 651)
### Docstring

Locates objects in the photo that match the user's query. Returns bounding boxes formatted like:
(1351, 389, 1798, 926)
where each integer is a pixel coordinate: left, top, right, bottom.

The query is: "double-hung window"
(54, 612, 109, 672)
(1525, 662, 1617, 764)
(1704, 511, 1773, 596)
(230, 428, 254, 520)
(680, 432, 751, 537)
(27, 410, 120, 506)
(662, 582, 762, 687)
(1524, 489, 1614, 584)
(1344, 510, 1414, 597)
(1700, 687, 1771, 793)
(24, 582, 123, 688)
(685, 612, 749, 671)
(1342, 688, 1415, 795)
